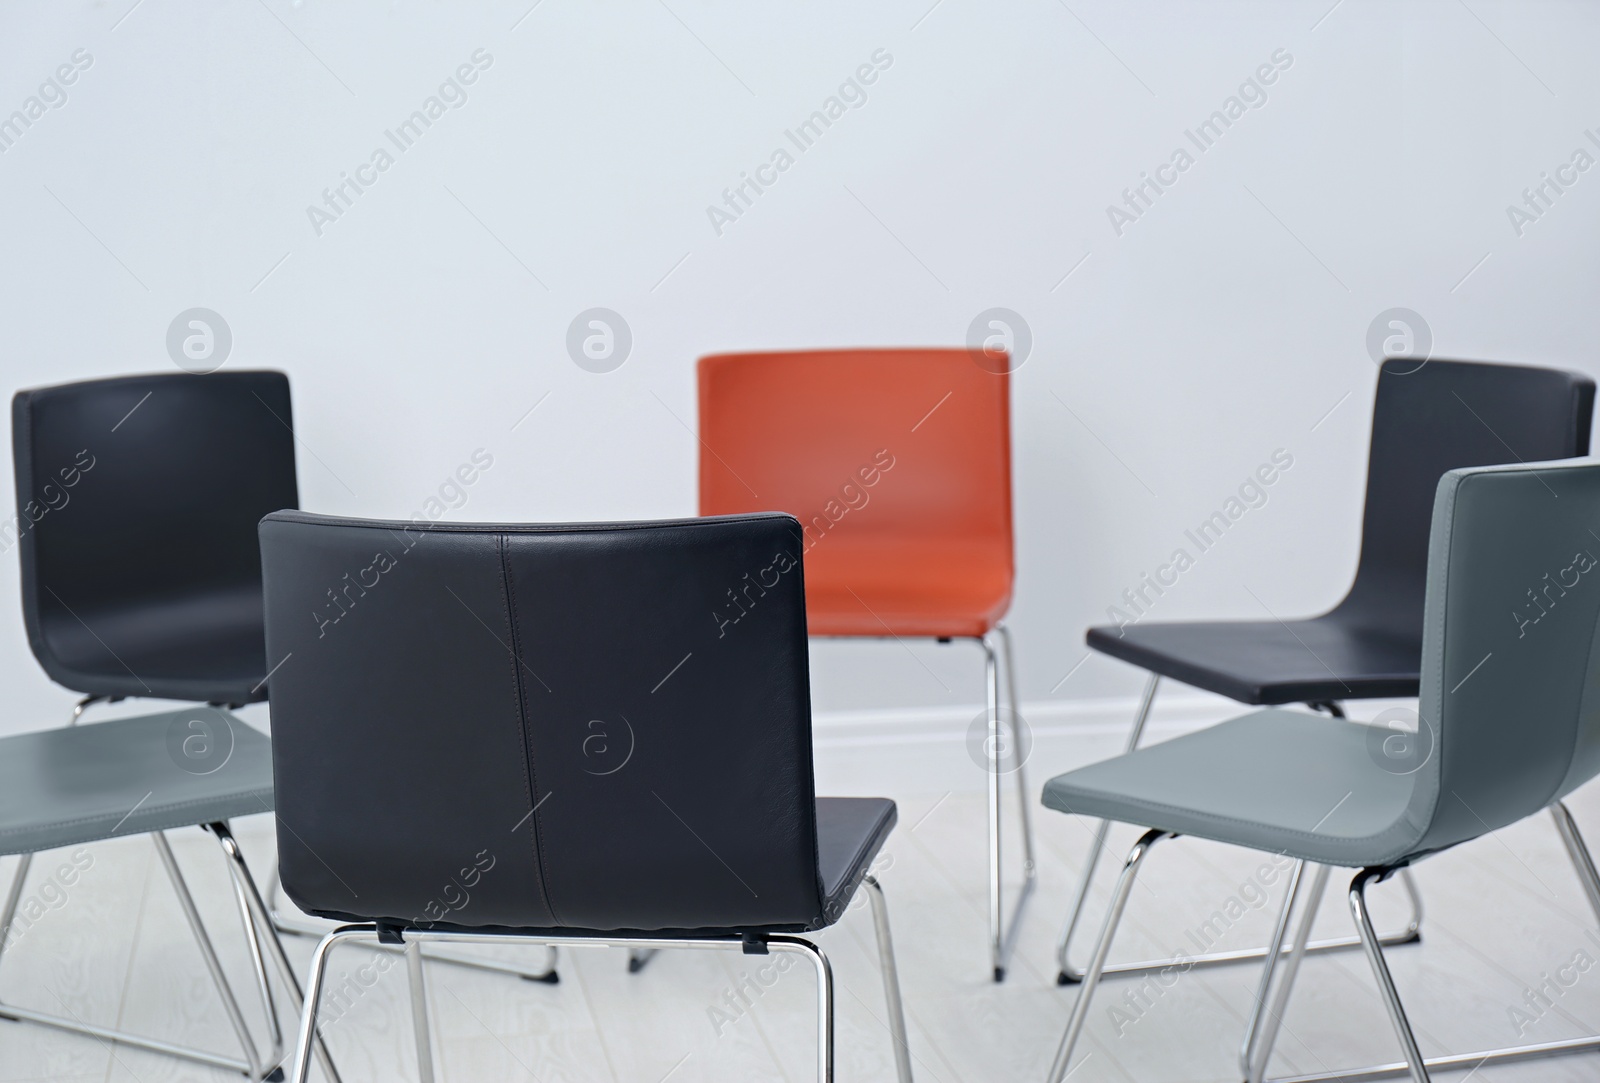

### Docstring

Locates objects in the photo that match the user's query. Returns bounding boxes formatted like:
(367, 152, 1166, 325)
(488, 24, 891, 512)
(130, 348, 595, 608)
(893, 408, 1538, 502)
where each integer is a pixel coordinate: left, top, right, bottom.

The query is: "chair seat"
(0, 707, 274, 857)
(1041, 709, 1422, 867)
(806, 540, 1011, 638)
(816, 797, 897, 925)
(306, 797, 899, 937)
(38, 586, 270, 704)
(1085, 613, 1421, 705)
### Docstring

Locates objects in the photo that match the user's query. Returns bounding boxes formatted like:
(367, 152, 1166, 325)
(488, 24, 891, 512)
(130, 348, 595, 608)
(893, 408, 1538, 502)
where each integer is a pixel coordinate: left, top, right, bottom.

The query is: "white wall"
(1, 0, 1596, 746)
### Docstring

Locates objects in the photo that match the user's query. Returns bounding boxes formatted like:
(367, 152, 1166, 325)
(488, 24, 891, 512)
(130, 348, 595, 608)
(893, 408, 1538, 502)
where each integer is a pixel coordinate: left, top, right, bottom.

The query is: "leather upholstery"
(698, 350, 1013, 638)
(260, 510, 895, 936)
(1042, 708, 1416, 866)
(1046, 459, 1600, 868)
(1087, 615, 1418, 704)
(12, 372, 299, 704)
(816, 797, 896, 924)
(1087, 359, 1594, 704)
(0, 707, 273, 856)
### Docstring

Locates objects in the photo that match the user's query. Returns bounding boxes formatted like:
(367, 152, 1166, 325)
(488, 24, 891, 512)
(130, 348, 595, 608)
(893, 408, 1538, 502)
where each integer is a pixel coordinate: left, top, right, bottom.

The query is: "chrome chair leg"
(220, 834, 285, 1065)
(211, 822, 342, 1083)
(983, 634, 1003, 982)
(290, 926, 374, 1083)
(153, 831, 264, 1079)
(292, 926, 842, 1083)
(1397, 868, 1424, 935)
(0, 852, 35, 968)
(1350, 868, 1429, 1083)
(1262, 845, 1600, 1082)
(69, 697, 116, 723)
(1247, 864, 1329, 1083)
(268, 881, 559, 982)
(1055, 674, 1159, 984)
(1551, 801, 1600, 926)
(996, 623, 1037, 887)
(0, 836, 295, 1078)
(770, 936, 834, 1083)
(984, 631, 1036, 982)
(1047, 829, 1170, 1083)
(1239, 859, 1308, 1077)
(862, 875, 913, 1083)
(406, 939, 437, 1083)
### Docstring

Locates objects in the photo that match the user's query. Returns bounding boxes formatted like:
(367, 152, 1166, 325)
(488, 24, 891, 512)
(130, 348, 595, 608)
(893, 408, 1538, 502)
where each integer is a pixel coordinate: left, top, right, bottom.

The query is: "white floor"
(3, 768, 1600, 1082)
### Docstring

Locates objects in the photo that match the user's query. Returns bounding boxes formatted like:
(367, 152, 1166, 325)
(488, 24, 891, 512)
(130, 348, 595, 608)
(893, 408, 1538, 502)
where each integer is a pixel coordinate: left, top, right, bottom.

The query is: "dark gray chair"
(7, 372, 336, 1080)
(12, 371, 554, 1012)
(1057, 358, 1596, 984)
(258, 510, 913, 1083)
(1043, 458, 1600, 1083)
(13, 371, 299, 709)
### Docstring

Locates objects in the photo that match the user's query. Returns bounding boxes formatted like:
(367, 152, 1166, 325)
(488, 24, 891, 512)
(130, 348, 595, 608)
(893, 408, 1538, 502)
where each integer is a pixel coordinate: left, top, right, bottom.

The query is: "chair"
(257, 509, 914, 1083)
(1057, 358, 1596, 983)
(1043, 457, 1600, 1083)
(15, 371, 560, 993)
(7, 371, 338, 1078)
(14, 371, 299, 709)
(0, 707, 338, 1080)
(697, 347, 1031, 981)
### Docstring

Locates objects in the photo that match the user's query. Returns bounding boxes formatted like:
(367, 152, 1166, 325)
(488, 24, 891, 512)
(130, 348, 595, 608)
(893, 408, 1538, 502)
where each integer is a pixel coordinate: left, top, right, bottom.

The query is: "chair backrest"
(1401, 458, 1600, 861)
(259, 510, 824, 933)
(12, 371, 298, 696)
(697, 348, 1013, 606)
(1338, 359, 1593, 630)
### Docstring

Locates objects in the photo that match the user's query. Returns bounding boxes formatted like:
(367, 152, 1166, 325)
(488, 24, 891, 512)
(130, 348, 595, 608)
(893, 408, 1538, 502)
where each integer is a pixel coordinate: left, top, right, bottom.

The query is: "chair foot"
(1055, 970, 1077, 986)
(627, 947, 658, 974)
(993, 966, 1005, 983)
(265, 1069, 286, 1082)
(524, 968, 561, 983)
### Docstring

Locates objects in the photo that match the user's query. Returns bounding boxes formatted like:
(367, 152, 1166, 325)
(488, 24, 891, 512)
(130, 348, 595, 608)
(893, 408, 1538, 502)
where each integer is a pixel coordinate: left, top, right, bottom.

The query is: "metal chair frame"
(286, 875, 914, 1083)
(0, 697, 339, 1081)
(1054, 679, 1425, 985)
(629, 624, 1035, 983)
(1047, 802, 1600, 1083)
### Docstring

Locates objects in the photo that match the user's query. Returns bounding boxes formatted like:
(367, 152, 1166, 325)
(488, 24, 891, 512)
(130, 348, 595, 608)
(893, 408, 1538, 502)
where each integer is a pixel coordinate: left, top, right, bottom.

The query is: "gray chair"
(1043, 458, 1600, 1083)
(0, 706, 335, 1081)
(1058, 359, 1594, 986)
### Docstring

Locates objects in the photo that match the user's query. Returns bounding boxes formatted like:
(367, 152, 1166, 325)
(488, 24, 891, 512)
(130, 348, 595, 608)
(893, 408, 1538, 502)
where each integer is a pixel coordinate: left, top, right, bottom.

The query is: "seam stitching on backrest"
(497, 532, 563, 926)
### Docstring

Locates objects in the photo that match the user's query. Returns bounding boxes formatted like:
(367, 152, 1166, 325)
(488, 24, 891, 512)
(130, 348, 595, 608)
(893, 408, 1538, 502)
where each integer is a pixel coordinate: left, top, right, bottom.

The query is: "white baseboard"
(810, 691, 1415, 797)
(809, 690, 1237, 796)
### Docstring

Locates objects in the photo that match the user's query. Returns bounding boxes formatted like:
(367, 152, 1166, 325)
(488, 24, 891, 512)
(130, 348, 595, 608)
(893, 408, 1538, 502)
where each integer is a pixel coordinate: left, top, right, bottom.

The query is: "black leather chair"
(13, 371, 299, 709)
(259, 509, 913, 1083)
(15, 371, 560, 1004)
(4, 371, 339, 1080)
(1056, 357, 1596, 983)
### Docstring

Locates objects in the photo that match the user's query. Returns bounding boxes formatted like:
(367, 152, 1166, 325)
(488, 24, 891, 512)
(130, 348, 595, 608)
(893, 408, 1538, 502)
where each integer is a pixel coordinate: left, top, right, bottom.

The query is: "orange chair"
(698, 347, 1035, 980)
